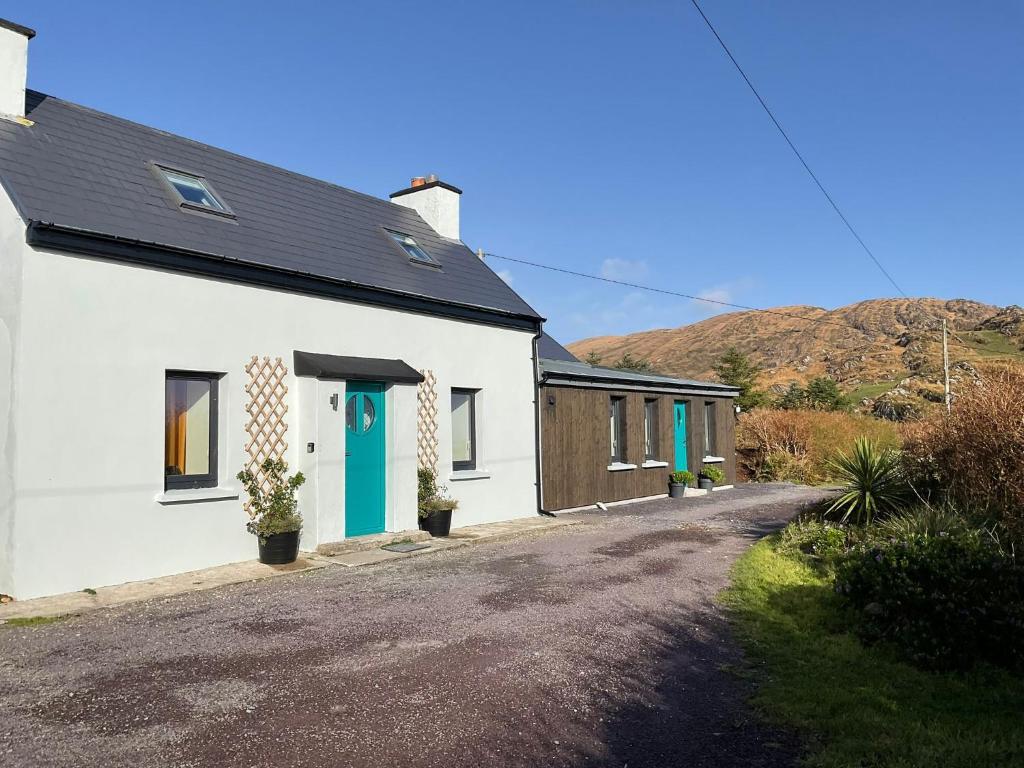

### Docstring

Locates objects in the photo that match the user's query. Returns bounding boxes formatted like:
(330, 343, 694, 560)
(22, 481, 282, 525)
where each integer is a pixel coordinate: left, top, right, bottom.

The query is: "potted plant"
(669, 470, 695, 498)
(237, 457, 306, 565)
(418, 467, 459, 537)
(699, 465, 725, 491)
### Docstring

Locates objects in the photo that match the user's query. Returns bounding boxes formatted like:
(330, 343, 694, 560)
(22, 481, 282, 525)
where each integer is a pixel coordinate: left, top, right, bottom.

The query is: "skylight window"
(386, 230, 436, 264)
(157, 166, 230, 214)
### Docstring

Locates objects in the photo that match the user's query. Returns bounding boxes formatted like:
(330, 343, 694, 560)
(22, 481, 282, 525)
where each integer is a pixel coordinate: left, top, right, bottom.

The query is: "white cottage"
(0, 20, 544, 600)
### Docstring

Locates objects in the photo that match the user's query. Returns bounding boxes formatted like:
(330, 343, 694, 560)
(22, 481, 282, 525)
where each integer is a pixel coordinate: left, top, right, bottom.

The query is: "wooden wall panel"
(540, 385, 736, 511)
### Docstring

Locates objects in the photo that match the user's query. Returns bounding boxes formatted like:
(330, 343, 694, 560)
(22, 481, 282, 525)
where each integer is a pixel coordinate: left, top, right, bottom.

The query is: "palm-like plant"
(827, 438, 911, 524)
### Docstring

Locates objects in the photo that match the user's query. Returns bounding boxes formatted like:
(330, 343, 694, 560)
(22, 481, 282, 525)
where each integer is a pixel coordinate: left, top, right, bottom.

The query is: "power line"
(686, 0, 1024, 366)
(485, 251, 1024, 362)
(687, 0, 908, 299)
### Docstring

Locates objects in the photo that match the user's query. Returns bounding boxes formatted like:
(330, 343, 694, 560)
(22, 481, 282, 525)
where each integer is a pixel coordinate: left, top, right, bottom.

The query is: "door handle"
(345, 452, 352, 456)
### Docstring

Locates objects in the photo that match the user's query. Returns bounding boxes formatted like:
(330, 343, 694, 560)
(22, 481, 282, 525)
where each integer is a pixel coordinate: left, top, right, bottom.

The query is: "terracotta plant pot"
(257, 530, 300, 564)
(419, 509, 453, 537)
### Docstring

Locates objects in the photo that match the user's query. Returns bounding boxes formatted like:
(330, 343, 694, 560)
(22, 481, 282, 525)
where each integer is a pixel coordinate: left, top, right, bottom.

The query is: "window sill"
(448, 470, 491, 482)
(179, 201, 237, 221)
(641, 460, 669, 468)
(703, 456, 725, 464)
(155, 487, 239, 505)
(607, 462, 637, 472)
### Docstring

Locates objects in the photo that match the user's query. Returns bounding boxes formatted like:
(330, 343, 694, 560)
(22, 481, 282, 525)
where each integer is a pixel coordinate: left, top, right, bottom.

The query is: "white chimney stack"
(0, 19, 34, 121)
(389, 174, 462, 241)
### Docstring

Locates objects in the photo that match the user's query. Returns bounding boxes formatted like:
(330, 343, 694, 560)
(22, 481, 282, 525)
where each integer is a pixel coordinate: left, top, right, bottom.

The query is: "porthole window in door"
(362, 396, 376, 432)
(345, 394, 357, 432)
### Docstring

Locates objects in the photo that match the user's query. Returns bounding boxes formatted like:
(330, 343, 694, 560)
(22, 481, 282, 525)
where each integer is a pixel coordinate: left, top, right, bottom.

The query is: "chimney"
(389, 174, 462, 241)
(0, 19, 35, 121)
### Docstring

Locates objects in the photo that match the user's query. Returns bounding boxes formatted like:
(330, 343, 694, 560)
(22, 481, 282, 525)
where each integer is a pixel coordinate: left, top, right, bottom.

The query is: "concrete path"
(0, 516, 579, 620)
(0, 484, 828, 768)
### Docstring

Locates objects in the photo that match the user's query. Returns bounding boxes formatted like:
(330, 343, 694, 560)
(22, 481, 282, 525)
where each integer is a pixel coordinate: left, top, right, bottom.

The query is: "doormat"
(381, 542, 431, 553)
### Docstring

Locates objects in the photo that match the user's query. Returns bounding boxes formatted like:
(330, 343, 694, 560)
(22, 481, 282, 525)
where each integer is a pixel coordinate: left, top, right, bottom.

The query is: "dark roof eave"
(0, 19, 36, 39)
(540, 372, 740, 397)
(26, 221, 544, 332)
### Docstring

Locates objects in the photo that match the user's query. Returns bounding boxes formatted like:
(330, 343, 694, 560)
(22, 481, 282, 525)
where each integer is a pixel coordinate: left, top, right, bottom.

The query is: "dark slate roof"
(539, 357, 739, 396)
(537, 332, 577, 362)
(0, 91, 541, 323)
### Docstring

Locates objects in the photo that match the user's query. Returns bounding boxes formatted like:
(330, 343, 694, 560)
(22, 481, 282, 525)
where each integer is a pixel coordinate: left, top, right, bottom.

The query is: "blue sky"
(9, 1, 1023, 343)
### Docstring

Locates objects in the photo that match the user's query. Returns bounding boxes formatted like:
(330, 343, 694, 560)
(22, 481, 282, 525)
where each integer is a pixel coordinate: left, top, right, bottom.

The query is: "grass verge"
(722, 537, 1024, 767)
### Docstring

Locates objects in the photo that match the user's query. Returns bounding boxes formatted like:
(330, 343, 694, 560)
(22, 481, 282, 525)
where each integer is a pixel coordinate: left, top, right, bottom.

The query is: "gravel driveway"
(1, 483, 827, 768)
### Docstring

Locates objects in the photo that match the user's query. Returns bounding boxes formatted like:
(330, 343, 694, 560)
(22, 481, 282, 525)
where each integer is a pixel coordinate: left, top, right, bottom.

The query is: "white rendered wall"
(8, 242, 537, 599)
(0, 25, 29, 119)
(391, 186, 461, 240)
(0, 186, 24, 595)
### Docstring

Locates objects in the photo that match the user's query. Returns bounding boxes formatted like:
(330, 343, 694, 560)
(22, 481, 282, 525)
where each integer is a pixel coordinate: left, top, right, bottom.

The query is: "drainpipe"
(532, 324, 555, 517)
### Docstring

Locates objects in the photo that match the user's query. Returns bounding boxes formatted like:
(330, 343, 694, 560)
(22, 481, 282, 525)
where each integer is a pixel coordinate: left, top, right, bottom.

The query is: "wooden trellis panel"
(417, 369, 439, 473)
(243, 355, 289, 516)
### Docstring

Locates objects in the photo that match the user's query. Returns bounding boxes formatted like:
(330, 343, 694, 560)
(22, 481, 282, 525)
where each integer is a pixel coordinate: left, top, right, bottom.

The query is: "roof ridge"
(25, 89, 410, 213)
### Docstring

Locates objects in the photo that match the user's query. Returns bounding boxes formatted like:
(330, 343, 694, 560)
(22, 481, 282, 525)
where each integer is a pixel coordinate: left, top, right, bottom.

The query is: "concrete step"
(315, 529, 430, 556)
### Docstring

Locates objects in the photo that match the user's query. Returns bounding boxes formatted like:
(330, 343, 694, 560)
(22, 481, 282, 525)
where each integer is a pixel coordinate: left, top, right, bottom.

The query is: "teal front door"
(674, 401, 688, 472)
(344, 382, 385, 537)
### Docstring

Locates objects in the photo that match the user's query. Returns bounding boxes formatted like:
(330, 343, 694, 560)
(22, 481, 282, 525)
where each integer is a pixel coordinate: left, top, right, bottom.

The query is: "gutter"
(25, 221, 546, 332)
(532, 327, 555, 517)
(539, 373, 740, 399)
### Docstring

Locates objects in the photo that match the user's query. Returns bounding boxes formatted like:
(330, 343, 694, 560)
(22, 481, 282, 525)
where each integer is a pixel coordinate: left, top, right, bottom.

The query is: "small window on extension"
(156, 166, 233, 217)
(610, 396, 626, 464)
(386, 230, 436, 264)
(644, 398, 659, 461)
(704, 401, 717, 456)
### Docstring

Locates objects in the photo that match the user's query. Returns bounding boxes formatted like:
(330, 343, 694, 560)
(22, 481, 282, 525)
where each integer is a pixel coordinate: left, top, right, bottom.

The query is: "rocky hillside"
(567, 299, 1024, 416)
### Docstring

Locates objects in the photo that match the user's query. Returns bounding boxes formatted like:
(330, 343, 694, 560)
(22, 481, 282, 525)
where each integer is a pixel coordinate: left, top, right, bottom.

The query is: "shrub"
(417, 467, 459, 519)
(670, 470, 696, 486)
(874, 503, 974, 540)
(701, 465, 725, 484)
(738, 408, 900, 484)
(777, 519, 847, 565)
(902, 365, 1024, 547)
(237, 458, 305, 542)
(835, 531, 1024, 670)
(827, 438, 912, 524)
(774, 377, 850, 412)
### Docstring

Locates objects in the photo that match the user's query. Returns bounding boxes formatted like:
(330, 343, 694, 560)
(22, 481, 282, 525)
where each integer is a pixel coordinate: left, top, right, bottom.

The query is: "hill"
(566, 298, 1024, 415)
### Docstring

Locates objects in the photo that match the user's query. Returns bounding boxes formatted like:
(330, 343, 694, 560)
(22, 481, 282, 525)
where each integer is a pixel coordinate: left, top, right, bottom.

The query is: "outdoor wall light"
(329, 393, 339, 411)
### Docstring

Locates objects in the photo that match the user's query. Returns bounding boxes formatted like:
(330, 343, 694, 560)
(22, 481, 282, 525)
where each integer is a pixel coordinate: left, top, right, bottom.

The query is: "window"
(158, 167, 230, 213)
(386, 230, 436, 264)
(451, 389, 477, 470)
(610, 396, 626, 463)
(704, 401, 716, 456)
(644, 398, 659, 461)
(165, 372, 219, 490)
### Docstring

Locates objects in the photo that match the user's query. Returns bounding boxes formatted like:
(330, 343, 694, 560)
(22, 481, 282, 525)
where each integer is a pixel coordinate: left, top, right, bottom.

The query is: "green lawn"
(955, 330, 1024, 359)
(722, 538, 1024, 767)
(846, 381, 894, 403)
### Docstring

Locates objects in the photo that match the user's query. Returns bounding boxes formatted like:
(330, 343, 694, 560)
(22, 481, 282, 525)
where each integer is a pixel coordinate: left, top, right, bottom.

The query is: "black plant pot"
(419, 509, 453, 537)
(668, 482, 687, 499)
(698, 477, 714, 491)
(258, 530, 300, 564)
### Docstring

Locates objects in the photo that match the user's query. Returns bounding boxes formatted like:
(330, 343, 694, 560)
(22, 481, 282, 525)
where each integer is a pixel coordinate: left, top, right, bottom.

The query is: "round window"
(345, 394, 357, 432)
(362, 396, 376, 431)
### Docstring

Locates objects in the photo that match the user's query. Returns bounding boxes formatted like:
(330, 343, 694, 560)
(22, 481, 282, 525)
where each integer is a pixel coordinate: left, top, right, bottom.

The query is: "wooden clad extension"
(539, 385, 736, 512)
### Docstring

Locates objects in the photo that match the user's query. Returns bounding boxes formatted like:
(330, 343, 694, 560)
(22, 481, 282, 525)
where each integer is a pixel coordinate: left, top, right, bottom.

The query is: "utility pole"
(942, 319, 951, 414)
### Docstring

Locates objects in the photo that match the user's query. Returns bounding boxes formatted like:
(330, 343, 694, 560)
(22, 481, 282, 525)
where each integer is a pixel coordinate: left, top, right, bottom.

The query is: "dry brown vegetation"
(737, 408, 901, 484)
(567, 298, 1002, 387)
(903, 364, 1024, 544)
